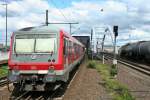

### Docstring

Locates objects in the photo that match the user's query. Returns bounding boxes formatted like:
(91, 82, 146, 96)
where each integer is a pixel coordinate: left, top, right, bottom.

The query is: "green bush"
(110, 64, 118, 77)
(0, 66, 8, 78)
(87, 61, 96, 69)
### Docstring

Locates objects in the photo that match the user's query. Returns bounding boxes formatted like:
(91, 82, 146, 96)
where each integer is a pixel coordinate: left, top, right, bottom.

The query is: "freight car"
(8, 25, 85, 91)
(118, 41, 150, 63)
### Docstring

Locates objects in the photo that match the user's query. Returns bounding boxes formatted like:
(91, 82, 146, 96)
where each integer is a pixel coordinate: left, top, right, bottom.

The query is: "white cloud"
(0, 0, 149, 46)
(8, 1, 26, 14)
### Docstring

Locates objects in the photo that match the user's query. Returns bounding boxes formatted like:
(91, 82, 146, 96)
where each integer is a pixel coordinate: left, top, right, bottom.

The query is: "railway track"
(104, 54, 150, 76)
(10, 84, 63, 100)
(0, 76, 7, 87)
(10, 83, 64, 100)
(118, 58, 150, 76)
(0, 80, 7, 87)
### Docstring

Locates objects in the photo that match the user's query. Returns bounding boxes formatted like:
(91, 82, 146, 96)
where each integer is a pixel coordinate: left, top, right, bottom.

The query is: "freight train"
(118, 41, 150, 63)
(8, 25, 85, 91)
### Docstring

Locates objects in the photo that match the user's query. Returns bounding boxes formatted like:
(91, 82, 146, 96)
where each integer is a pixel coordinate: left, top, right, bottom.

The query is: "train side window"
(64, 38, 69, 56)
(66, 40, 68, 56)
(71, 41, 73, 56)
(75, 44, 78, 54)
(69, 41, 71, 56)
(63, 39, 67, 55)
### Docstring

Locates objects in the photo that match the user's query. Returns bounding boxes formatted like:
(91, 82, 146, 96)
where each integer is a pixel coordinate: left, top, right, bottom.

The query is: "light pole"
(46, 10, 48, 26)
(1, 3, 8, 48)
(102, 34, 106, 64)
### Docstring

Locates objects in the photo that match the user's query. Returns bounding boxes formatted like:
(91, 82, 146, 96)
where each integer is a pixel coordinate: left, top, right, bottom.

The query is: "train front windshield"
(14, 34, 57, 54)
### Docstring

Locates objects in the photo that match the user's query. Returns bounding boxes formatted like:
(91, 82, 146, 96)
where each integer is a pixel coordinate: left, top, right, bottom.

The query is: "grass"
(0, 65, 8, 78)
(87, 61, 135, 100)
(87, 60, 96, 69)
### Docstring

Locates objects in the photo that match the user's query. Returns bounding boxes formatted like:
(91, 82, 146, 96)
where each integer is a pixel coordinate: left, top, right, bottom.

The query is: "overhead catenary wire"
(49, 0, 69, 22)
(61, 0, 76, 21)
(61, 0, 85, 31)
(46, 0, 79, 34)
(71, 25, 82, 35)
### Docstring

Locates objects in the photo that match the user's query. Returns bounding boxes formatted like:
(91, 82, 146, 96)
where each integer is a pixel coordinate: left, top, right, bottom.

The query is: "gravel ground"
(117, 63, 150, 100)
(63, 59, 111, 100)
(106, 59, 150, 100)
(0, 84, 12, 100)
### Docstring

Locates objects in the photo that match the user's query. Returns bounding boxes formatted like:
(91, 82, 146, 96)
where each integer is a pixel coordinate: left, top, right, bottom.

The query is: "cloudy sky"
(0, 0, 150, 46)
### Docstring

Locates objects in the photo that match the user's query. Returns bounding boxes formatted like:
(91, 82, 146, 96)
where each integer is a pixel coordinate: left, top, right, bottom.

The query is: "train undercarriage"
(9, 71, 69, 91)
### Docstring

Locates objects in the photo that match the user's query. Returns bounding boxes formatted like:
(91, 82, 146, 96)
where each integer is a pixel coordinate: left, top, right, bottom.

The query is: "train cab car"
(8, 25, 85, 91)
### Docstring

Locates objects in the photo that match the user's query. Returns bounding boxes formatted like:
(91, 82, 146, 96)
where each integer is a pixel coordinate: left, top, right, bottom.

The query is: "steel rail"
(15, 91, 30, 100)
(0, 76, 7, 87)
(0, 76, 7, 80)
(0, 80, 7, 87)
(104, 55, 150, 76)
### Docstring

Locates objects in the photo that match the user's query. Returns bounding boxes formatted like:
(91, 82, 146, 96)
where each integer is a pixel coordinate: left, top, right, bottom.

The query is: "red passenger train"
(8, 25, 85, 91)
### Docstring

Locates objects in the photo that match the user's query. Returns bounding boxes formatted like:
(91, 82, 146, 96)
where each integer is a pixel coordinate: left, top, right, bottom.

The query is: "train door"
(68, 40, 72, 64)
(63, 38, 68, 69)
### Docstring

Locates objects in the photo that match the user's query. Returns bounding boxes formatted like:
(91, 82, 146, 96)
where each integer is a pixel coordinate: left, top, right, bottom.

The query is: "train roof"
(14, 25, 85, 47)
(15, 25, 60, 34)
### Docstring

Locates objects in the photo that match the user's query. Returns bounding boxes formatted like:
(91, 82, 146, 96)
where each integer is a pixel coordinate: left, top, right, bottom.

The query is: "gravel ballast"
(63, 60, 111, 100)
(117, 63, 150, 100)
(105, 58, 150, 100)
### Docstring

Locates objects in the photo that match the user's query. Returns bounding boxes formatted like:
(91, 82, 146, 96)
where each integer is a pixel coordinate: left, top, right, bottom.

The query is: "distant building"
(72, 34, 91, 51)
(73, 36, 90, 51)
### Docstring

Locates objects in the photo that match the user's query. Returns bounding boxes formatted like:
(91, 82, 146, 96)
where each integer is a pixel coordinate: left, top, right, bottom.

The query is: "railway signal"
(113, 25, 118, 63)
(111, 25, 118, 77)
(113, 26, 118, 37)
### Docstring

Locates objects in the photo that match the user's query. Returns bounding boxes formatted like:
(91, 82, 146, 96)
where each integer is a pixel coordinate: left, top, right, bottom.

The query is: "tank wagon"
(8, 25, 85, 91)
(118, 41, 150, 63)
